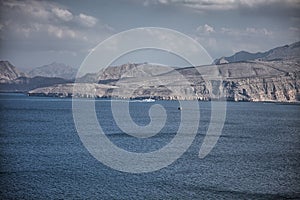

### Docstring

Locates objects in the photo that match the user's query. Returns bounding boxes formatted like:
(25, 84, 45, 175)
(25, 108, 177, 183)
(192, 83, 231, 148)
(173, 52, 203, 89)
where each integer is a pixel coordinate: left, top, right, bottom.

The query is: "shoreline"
(1, 91, 299, 104)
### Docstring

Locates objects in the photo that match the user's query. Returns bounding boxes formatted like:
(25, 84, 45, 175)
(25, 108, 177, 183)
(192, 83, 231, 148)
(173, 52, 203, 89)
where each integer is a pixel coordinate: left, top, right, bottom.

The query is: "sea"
(0, 93, 299, 199)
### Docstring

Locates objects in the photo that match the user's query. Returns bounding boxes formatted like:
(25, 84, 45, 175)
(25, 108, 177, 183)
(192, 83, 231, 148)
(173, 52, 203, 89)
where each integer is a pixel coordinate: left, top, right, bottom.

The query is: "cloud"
(193, 24, 278, 59)
(195, 25, 273, 55)
(289, 26, 300, 32)
(196, 24, 215, 35)
(52, 7, 73, 21)
(180, 0, 239, 11)
(77, 13, 98, 27)
(142, 0, 300, 11)
(0, 0, 112, 42)
(0, 0, 115, 62)
(220, 27, 273, 37)
(2, 0, 51, 20)
(47, 25, 76, 39)
(246, 27, 272, 36)
(289, 26, 300, 39)
(158, 0, 169, 4)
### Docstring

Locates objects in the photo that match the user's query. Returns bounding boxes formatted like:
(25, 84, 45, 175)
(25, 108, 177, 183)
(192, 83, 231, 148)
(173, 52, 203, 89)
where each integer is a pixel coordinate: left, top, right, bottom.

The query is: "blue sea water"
(0, 93, 299, 199)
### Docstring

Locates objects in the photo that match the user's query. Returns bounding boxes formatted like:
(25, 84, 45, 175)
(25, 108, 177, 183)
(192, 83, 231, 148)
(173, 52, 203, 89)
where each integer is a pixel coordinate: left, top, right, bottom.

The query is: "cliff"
(28, 59, 300, 102)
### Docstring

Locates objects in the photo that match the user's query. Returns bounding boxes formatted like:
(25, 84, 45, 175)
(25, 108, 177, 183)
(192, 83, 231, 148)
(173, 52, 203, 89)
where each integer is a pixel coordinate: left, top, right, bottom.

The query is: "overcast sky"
(0, 0, 299, 70)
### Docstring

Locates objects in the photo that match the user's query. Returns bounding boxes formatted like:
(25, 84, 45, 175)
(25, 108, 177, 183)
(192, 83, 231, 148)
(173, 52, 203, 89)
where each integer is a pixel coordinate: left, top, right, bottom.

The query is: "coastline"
(2, 91, 299, 104)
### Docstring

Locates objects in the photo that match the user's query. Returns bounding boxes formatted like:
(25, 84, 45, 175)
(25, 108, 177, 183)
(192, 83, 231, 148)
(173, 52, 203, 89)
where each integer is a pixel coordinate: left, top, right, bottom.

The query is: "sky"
(0, 0, 299, 71)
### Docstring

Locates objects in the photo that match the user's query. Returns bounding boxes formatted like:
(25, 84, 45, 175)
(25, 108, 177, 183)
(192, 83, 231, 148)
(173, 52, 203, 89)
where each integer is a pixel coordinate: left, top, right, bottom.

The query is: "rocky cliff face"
(218, 60, 299, 101)
(28, 59, 300, 102)
(7, 41, 298, 102)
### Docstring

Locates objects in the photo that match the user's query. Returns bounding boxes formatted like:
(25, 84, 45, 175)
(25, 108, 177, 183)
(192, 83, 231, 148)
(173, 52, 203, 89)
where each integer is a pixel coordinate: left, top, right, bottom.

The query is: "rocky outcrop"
(220, 60, 299, 101)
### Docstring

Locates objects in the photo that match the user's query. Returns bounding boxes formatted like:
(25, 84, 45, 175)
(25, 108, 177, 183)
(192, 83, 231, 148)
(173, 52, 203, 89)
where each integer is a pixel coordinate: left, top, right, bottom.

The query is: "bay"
(0, 93, 299, 199)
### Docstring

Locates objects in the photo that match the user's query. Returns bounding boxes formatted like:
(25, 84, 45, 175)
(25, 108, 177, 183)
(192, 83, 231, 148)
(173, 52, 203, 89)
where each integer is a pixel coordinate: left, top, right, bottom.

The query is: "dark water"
(0, 93, 299, 199)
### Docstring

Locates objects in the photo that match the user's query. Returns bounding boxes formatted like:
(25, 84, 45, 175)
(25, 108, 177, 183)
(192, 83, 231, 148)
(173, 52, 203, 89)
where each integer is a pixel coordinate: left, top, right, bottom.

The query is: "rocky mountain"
(213, 60, 299, 101)
(0, 61, 27, 83)
(28, 62, 77, 80)
(97, 63, 173, 84)
(28, 59, 300, 102)
(3, 41, 298, 102)
(0, 61, 72, 92)
(77, 63, 173, 84)
(214, 41, 300, 64)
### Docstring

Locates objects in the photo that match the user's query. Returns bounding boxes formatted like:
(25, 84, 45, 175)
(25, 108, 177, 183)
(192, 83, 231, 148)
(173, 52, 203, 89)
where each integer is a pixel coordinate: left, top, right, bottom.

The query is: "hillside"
(2, 41, 298, 102)
(0, 61, 27, 83)
(29, 59, 300, 102)
(0, 61, 72, 92)
(28, 62, 77, 80)
(214, 41, 300, 64)
(77, 63, 173, 84)
(0, 76, 72, 92)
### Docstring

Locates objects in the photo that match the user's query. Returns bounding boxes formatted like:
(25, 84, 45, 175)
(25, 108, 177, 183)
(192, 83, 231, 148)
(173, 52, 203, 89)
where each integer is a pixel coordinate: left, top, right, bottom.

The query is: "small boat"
(141, 98, 155, 102)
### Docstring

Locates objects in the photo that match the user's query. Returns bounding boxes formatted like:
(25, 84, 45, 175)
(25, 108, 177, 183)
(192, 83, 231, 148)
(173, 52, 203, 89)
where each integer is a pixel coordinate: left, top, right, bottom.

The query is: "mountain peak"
(0, 61, 27, 83)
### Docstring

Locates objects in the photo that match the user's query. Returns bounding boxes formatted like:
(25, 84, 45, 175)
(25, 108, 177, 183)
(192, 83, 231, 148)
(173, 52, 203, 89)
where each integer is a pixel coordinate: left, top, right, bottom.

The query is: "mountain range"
(0, 61, 73, 92)
(1, 41, 299, 102)
(214, 41, 300, 64)
(27, 62, 77, 80)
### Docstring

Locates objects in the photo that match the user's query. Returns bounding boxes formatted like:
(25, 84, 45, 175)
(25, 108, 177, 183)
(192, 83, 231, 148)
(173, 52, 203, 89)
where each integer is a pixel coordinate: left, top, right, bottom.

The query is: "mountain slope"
(77, 63, 174, 84)
(8, 41, 299, 102)
(0, 76, 72, 92)
(28, 62, 77, 80)
(0, 61, 27, 83)
(264, 41, 300, 61)
(28, 59, 300, 102)
(214, 41, 300, 64)
(0, 61, 73, 92)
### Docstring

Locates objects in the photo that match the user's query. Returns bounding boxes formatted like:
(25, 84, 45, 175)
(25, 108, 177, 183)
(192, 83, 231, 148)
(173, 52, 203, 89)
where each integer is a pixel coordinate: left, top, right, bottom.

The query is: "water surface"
(0, 93, 299, 199)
